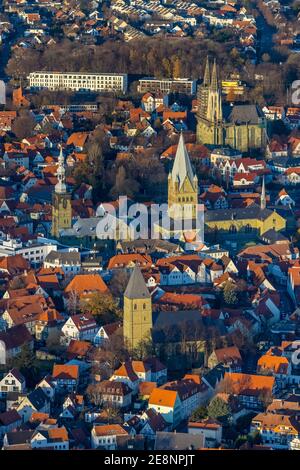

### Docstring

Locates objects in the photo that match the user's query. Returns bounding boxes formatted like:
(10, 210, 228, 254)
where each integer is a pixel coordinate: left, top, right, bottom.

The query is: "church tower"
(168, 133, 198, 221)
(51, 146, 72, 238)
(196, 57, 224, 146)
(197, 56, 210, 121)
(123, 265, 153, 350)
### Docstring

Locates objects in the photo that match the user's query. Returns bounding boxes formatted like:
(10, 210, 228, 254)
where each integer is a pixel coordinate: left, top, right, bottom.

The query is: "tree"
(131, 335, 155, 360)
(110, 165, 140, 199)
(11, 111, 35, 139)
(217, 376, 235, 394)
(190, 405, 208, 422)
(109, 270, 130, 299)
(82, 292, 122, 325)
(46, 330, 64, 354)
(207, 395, 230, 423)
(91, 330, 128, 377)
(104, 405, 121, 424)
(67, 289, 81, 315)
(234, 434, 248, 449)
(259, 388, 273, 410)
(223, 281, 238, 306)
(86, 383, 103, 407)
(87, 139, 103, 168)
(172, 56, 181, 79)
(11, 345, 38, 387)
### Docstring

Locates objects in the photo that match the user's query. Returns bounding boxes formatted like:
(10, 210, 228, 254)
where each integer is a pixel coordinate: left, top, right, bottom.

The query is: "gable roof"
(113, 361, 139, 382)
(257, 355, 289, 375)
(149, 388, 178, 408)
(52, 364, 79, 381)
(93, 424, 128, 437)
(213, 346, 242, 364)
(25, 387, 48, 410)
(0, 409, 21, 426)
(224, 372, 275, 396)
(65, 274, 108, 296)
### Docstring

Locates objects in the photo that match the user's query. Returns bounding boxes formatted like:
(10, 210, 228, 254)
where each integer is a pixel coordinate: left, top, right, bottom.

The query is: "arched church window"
(229, 224, 237, 233)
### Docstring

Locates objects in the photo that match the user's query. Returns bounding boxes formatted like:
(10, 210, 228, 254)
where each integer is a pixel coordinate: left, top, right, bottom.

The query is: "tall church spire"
(261, 176, 266, 210)
(171, 133, 196, 190)
(211, 58, 219, 91)
(55, 145, 67, 194)
(203, 56, 210, 87)
(206, 58, 222, 123)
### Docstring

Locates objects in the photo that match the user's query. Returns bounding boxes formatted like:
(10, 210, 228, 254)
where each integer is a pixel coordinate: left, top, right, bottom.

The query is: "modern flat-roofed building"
(138, 77, 196, 95)
(28, 72, 128, 93)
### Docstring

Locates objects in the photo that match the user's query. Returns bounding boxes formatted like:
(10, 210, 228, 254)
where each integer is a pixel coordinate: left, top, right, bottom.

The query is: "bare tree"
(86, 383, 103, 408)
(11, 110, 35, 139)
(67, 289, 81, 315)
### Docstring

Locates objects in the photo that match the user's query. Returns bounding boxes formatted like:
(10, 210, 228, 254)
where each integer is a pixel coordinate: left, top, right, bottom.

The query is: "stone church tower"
(51, 146, 72, 238)
(196, 57, 267, 153)
(123, 265, 153, 350)
(196, 58, 224, 146)
(168, 132, 198, 221)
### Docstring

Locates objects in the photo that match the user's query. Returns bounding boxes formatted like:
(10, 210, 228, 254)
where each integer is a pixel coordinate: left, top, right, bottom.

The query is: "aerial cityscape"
(0, 0, 300, 454)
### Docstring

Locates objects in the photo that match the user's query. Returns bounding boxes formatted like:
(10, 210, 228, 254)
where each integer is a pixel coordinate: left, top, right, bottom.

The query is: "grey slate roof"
(117, 239, 180, 254)
(154, 431, 205, 450)
(260, 229, 288, 243)
(205, 204, 275, 223)
(124, 265, 151, 299)
(4, 430, 34, 445)
(224, 104, 264, 125)
(202, 364, 226, 389)
(45, 250, 81, 264)
(26, 387, 48, 410)
(171, 133, 196, 190)
(152, 310, 204, 343)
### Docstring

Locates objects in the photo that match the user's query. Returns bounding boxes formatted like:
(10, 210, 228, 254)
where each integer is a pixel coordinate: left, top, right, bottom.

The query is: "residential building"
(138, 77, 196, 95)
(0, 369, 26, 397)
(28, 72, 128, 93)
(148, 388, 182, 428)
(91, 424, 129, 450)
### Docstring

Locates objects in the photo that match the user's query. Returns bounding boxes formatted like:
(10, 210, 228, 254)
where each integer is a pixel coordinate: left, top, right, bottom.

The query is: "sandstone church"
(196, 57, 267, 153)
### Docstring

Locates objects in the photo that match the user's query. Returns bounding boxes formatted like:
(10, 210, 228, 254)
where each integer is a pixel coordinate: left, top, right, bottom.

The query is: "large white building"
(138, 77, 196, 95)
(28, 72, 128, 93)
(0, 237, 58, 266)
